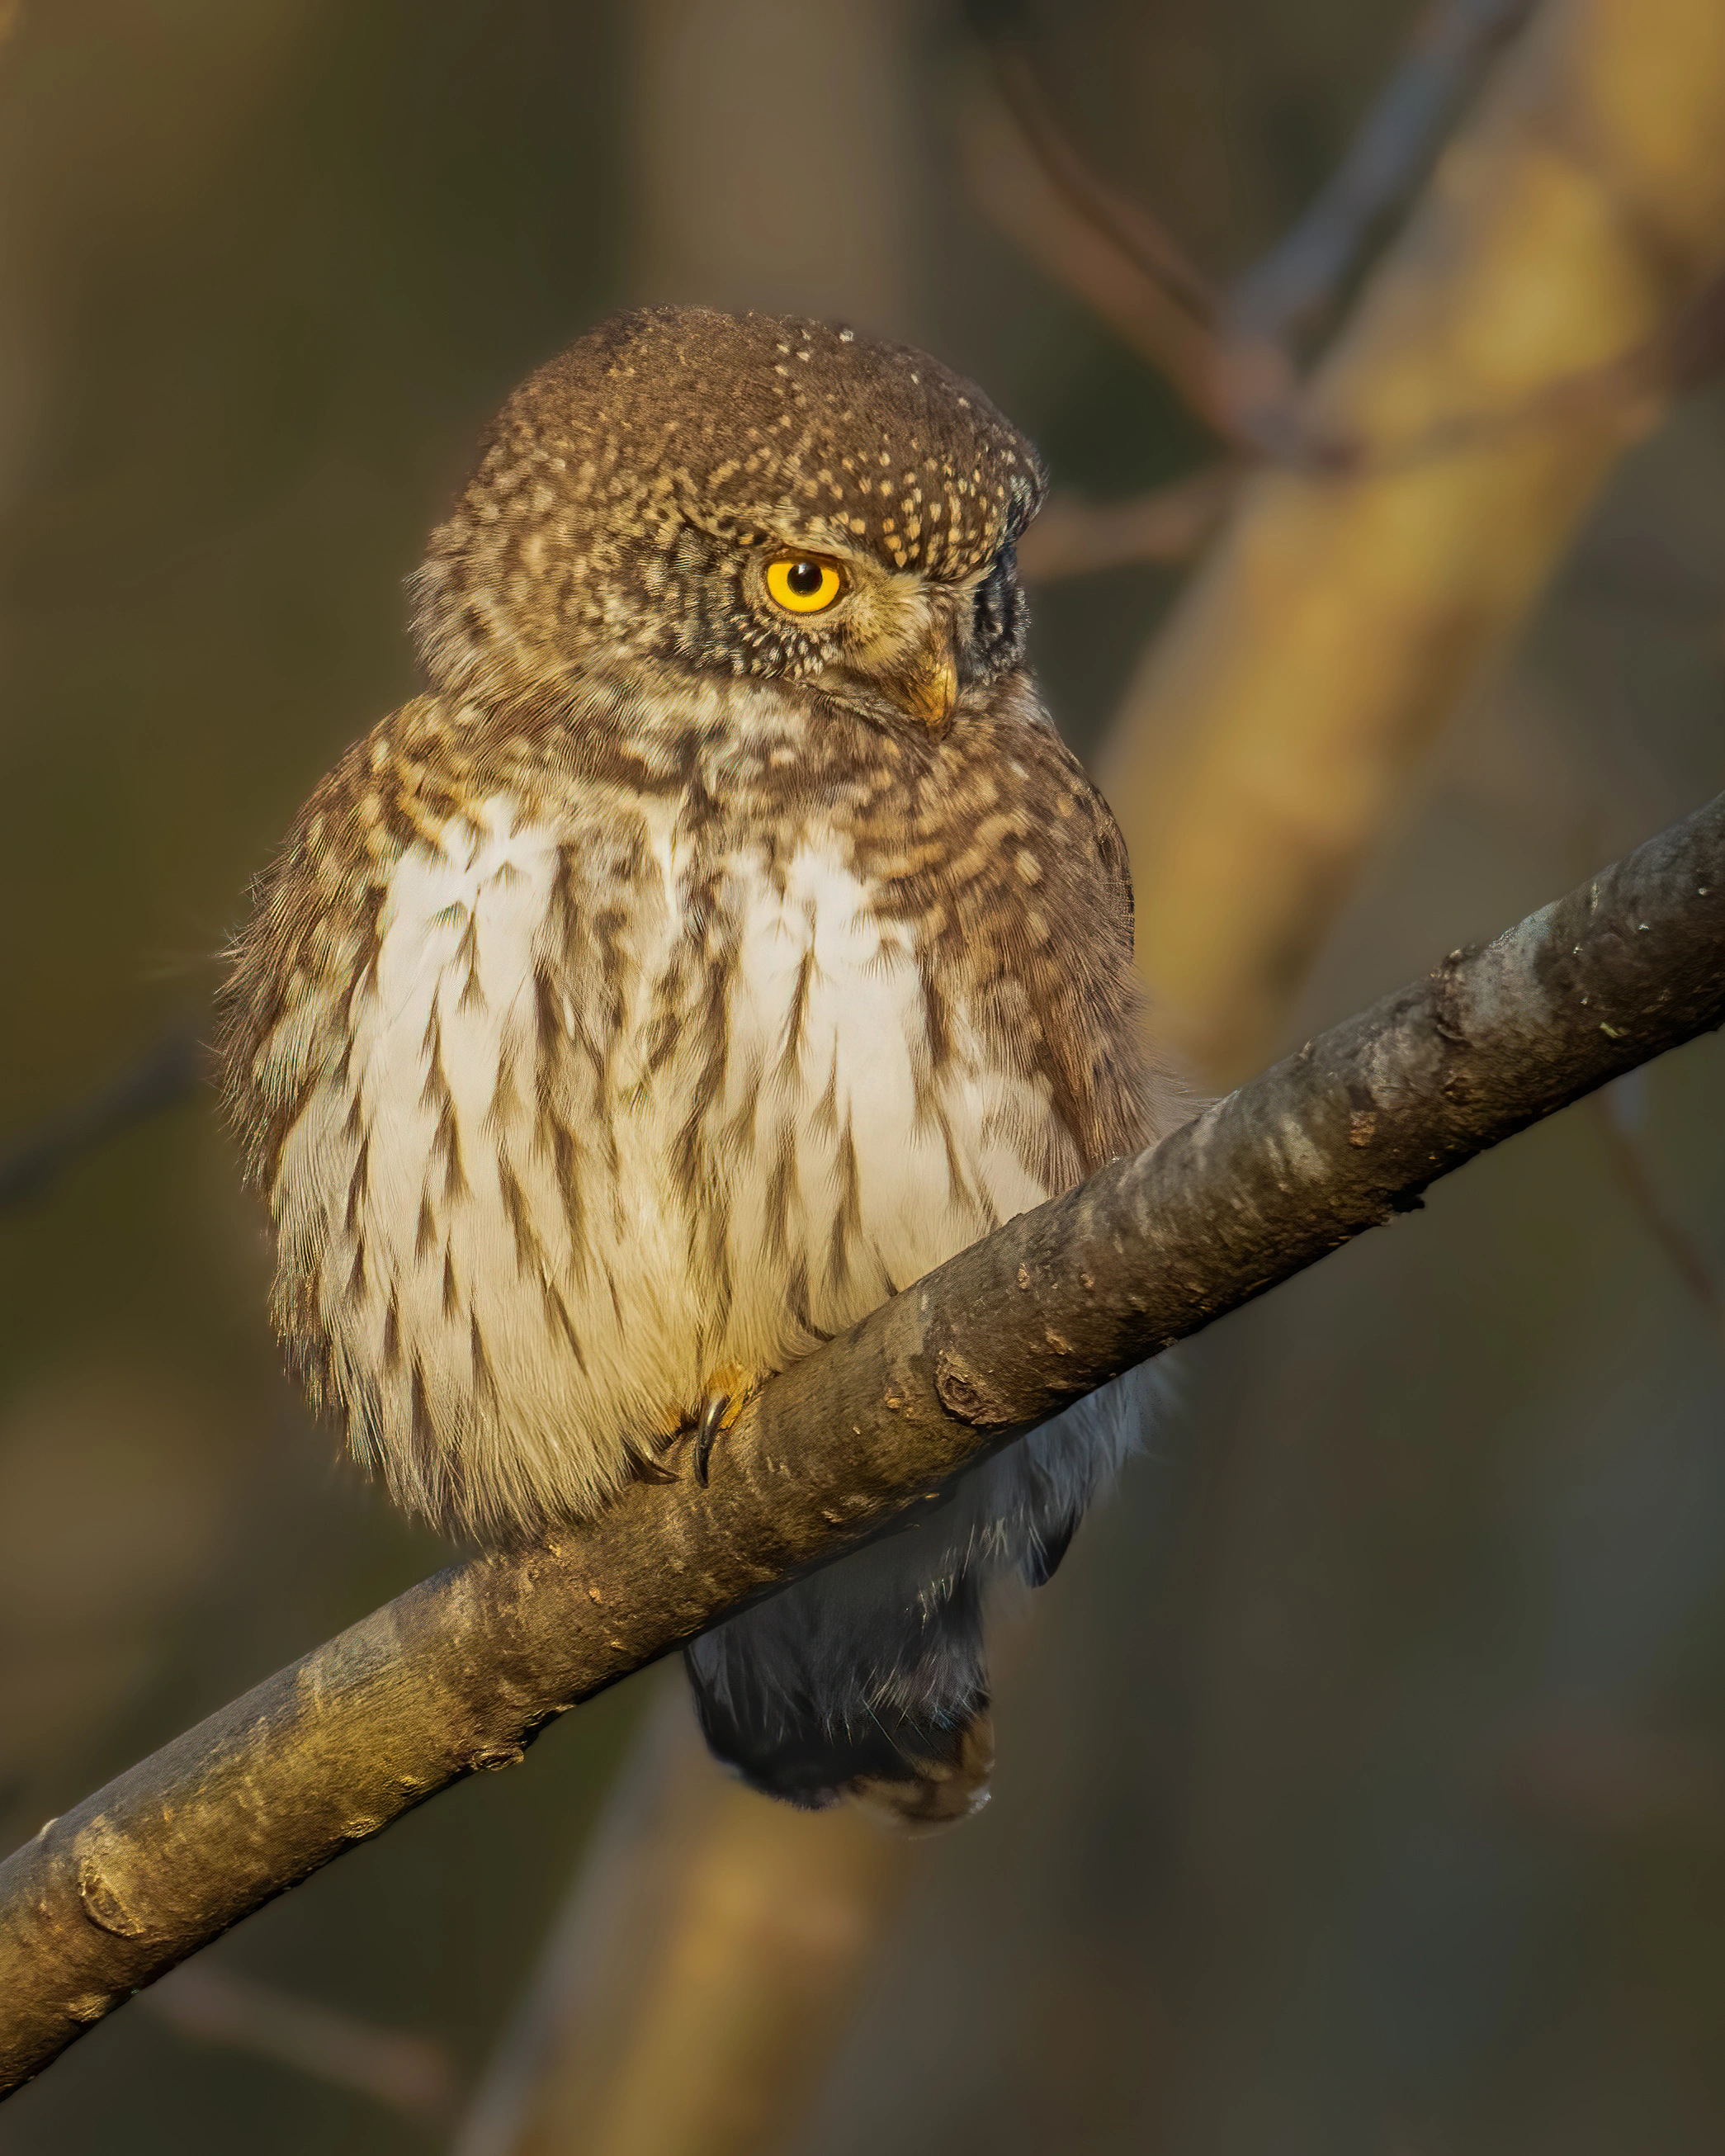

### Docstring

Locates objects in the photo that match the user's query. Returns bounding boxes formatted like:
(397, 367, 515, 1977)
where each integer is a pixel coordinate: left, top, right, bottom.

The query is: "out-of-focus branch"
(981, 35, 1216, 326)
(957, 57, 1233, 439)
(2, 791, 1723, 2097)
(1588, 1084, 1725, 1342)
(1016, 466, 1241, 584)
(1316, 258, 1725, 476)
(1103, 0, 1725, 1087)
(0, 1028, 201, 1213)
(142, 1962, 457, 2127)
(1226, 0, 1538, 431)
(453, 1681, 910, 2156)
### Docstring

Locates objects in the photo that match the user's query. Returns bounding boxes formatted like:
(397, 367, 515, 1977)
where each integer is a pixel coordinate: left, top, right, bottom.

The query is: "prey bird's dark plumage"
(219, 307, 1167, 1823)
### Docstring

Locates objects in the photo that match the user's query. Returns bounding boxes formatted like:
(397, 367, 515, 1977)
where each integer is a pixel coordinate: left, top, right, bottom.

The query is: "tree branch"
(1014, 466, 1241, 584)
(141, 1963, 457, 2127)
(0, 1028, 201, 1213)
(2, 793, 1722, 2097)
(1226, 0, 1538, 357)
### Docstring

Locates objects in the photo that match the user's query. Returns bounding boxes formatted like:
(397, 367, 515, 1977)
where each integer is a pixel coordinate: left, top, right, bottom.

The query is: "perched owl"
(218, 307, 1167, 1824)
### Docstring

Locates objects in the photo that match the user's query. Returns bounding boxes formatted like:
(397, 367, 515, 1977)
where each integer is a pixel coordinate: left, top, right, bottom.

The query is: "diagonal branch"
(957, 45, 1234, 440)
(1228, 0, 1539, 353)
(2, 793, 1723, 2097)
(142, 1963, 458, 2126)
(0, 1028, 202, 1213)
(1014, 465, 1242, 584)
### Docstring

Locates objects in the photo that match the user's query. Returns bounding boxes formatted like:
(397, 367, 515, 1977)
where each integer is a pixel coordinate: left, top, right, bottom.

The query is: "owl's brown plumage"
(218, 307, 1165, 1820)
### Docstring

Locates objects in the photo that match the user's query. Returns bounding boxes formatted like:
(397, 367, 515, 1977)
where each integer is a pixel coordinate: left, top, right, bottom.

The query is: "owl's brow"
(667, 506, 803, 554)
(670, 506, 869, 577)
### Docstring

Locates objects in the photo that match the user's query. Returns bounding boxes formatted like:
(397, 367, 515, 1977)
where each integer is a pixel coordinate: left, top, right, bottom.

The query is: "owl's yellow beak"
(894, 624, 959, 726)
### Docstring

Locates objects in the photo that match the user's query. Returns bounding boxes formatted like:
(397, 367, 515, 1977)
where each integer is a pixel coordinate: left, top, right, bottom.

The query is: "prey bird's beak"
(893, 622, 960, 726)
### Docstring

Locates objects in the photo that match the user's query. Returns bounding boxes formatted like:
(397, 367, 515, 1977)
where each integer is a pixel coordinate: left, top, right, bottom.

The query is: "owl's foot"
(692, 1362, 762, 1486)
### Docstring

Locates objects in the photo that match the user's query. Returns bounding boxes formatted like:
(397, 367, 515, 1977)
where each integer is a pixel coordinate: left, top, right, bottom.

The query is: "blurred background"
(2, 2, 1724, 2152)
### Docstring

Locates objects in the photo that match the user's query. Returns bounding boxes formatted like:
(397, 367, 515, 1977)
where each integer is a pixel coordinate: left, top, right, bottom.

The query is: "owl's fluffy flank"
(218, 307, 1166, 1822)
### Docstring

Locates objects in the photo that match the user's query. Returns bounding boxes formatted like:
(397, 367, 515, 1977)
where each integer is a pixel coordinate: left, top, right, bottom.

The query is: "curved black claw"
(693, 1391, 731, 1487)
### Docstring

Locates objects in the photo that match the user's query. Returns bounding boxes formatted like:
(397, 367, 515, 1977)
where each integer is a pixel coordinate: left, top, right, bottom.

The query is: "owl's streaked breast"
(260, 783, 1060, 1538)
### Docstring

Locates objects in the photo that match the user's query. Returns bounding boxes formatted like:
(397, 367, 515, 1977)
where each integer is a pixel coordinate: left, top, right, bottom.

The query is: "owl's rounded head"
(412, 307, 1047, 727)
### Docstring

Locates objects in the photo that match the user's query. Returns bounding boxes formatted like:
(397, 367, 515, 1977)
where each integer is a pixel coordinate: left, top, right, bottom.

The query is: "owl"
(217, 307, 1167, 1825)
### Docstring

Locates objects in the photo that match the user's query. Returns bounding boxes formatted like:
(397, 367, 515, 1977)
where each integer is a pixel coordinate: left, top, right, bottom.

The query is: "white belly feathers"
(270, 791, 1054, 1533)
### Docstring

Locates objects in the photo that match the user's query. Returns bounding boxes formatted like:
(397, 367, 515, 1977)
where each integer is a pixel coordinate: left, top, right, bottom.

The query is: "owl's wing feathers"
(688, 735, 1170, 1824)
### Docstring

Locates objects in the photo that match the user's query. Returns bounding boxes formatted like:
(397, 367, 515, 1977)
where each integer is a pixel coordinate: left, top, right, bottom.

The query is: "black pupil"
(786, 560, 824, 597)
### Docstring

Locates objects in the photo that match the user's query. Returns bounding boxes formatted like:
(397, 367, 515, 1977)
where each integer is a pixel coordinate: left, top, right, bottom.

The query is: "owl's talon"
(693, 1392, 729, 1486)
(688, 1363, 762, 1485)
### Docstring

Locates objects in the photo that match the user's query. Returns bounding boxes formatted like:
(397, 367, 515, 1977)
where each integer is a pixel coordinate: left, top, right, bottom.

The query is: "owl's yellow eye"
(764, 556, 845, 615)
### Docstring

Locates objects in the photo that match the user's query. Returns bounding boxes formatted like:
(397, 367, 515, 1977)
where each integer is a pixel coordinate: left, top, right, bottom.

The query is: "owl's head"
(412, 307, 1047, 729)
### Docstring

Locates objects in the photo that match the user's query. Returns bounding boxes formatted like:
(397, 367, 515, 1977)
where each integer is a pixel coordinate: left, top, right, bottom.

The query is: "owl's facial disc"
(749, 541, 984, 728)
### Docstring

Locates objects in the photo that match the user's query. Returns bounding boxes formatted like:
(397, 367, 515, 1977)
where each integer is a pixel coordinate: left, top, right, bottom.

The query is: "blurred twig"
(453, 1680, 909, 2156)
(1226, 0, 1539, 420)
(957, 45, 1235, 439)
(1016, 466, 1241, 583)
(144, 1962, 458, 2127)
(1216, 0, 1543, 452)
(2, 789, 1723, 2094)
(1589, 1082, 1725, 1342)
(0, 1028, 202, 1213)
(1325, 258, 1725, 475)
(981, 32, 1216, 327)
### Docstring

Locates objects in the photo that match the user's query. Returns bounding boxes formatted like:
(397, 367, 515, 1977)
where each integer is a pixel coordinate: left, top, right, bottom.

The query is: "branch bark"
(2, 792, 1722, 2098)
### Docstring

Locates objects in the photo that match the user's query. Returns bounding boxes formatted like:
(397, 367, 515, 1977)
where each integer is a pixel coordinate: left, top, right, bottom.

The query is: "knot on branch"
(467, 1743, 527, 1773)
(932, 1346, 1019, 1428)
(1430, 948, 1476, 1047)
(76, 1845, 150, 1941)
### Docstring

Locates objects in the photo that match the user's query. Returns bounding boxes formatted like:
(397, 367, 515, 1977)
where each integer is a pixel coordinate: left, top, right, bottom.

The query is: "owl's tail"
(684, 1548, 997, 1827)
(684, 1361, 1158, 1823)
